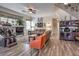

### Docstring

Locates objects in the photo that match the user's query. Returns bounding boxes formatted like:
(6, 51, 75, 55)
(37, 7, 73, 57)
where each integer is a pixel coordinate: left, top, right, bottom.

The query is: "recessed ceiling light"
(64, 3, 68, 5)
(29, 12, 32, 13)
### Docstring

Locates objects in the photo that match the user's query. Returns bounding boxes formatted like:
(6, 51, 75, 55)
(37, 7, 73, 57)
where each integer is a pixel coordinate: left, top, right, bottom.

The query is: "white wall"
(43, 16, 53, 31)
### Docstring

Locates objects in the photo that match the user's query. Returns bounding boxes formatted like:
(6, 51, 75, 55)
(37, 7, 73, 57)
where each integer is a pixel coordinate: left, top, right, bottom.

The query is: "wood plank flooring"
(0, 36, 79, 56)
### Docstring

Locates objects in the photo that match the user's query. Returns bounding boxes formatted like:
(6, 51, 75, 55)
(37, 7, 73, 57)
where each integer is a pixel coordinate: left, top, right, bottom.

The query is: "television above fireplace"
(16, 27, 24, 35)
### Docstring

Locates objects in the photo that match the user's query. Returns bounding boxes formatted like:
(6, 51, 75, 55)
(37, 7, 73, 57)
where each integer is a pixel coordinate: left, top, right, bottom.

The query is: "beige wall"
(43, 16, 53, 31)
(52, 18, 60, 40)
(43, 15, 60, 40)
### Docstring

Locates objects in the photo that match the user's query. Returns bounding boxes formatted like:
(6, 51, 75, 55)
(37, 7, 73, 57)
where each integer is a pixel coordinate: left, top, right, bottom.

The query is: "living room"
(0, 3, 79, 56)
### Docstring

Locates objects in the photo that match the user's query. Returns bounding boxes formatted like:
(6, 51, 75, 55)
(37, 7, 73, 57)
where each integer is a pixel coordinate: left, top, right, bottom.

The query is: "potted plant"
(16, 19, 24, 26)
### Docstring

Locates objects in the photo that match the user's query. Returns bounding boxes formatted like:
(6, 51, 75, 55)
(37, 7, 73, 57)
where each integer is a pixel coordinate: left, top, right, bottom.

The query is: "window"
(25, 20, 35, 30)
(0, 17, 7, 23)
(31, 21, 35, 30)
(0, 16, 18, 26)
(26, 21, 31, 30)
(8, 18, 17, 26)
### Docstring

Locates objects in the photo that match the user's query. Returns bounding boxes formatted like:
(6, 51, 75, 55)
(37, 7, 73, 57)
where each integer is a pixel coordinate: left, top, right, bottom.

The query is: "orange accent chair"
(30, 33, 47, 55)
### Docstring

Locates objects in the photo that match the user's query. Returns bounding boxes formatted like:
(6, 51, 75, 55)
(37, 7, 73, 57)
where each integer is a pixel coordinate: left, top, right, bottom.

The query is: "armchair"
(30, 34, 46, 55)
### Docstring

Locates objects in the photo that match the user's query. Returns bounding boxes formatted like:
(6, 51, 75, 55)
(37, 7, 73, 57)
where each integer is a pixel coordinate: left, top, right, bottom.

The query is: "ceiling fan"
(22, 6, 38, 14)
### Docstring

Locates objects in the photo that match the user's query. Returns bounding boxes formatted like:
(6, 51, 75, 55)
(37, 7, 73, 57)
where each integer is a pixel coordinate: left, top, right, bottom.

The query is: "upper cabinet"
(60, 20, 79, 27)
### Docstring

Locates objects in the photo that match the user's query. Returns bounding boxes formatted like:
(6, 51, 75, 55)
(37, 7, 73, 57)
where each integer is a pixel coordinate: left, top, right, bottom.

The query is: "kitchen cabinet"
(60, 20, 79, 41)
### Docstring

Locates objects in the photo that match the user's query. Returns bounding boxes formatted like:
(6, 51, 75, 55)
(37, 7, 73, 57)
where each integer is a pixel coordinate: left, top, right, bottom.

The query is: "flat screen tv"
(16, 27, 24, 35)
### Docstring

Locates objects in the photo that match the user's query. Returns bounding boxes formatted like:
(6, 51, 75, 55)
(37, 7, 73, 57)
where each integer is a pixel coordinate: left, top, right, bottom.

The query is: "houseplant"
(16, 19, 24, 26)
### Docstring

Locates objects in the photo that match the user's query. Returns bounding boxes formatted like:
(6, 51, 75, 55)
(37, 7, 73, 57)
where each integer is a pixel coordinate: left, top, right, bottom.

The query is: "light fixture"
(64, 3, 68, 5)
(29, 11, 32, 13)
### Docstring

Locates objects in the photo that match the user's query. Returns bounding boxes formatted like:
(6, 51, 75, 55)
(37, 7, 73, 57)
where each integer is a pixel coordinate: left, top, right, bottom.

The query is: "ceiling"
(21, 3, 57, 17)
(55, 3, 79, 19)
(0, 3, 58, 17)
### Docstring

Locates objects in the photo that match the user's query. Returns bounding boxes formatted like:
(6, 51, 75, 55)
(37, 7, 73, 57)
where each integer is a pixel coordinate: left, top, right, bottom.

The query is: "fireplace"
(16, 27, 24, 35)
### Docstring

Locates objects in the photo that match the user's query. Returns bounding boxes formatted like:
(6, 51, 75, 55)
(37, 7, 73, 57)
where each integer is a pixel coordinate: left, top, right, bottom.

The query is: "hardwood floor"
(0, 35, 79, 56)
(35, 39, 79, 56)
